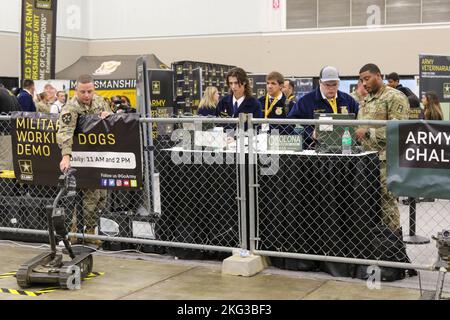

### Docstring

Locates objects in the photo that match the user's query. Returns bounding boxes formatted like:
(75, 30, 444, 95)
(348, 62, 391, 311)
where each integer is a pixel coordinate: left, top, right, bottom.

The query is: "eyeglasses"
(321, 81, 339, 88)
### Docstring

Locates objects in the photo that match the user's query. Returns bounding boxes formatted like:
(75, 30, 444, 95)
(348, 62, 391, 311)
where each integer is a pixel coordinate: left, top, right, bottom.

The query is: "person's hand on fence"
(355, 127, 368, 141)
(99, 111, 112, 119)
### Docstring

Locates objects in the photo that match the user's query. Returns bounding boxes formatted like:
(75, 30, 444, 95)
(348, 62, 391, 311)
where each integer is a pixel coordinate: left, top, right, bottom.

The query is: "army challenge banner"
(419, 54, 450, 102)
(387, 120, 450, 200)
(11, 112, 142, 189)
(21, 0, 57, 80)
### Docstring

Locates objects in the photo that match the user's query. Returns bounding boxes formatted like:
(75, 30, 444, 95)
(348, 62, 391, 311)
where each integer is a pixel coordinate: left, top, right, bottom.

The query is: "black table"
(154, 145, 410, 276)
(156, 148, 240, 258)
(257, 151, 398, 276)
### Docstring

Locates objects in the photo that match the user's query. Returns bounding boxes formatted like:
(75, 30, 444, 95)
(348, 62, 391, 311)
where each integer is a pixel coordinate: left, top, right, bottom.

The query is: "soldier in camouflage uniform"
(355, 64, 409, 231)
(56, 74, 112, 246)
(36, 92, 51, 113)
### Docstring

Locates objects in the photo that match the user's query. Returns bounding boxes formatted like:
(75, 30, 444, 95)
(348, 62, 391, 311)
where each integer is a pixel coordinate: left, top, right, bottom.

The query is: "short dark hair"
(266, 71, 284, 85)
(408, 95, 420, 109)
(121, 95, 131, 104)
(387, 72, 400, 81)
(22, 79, 34, 89)
(359, 63, 381, 75)
(285, 79, 295, 91)
(76, 74, 94, 85)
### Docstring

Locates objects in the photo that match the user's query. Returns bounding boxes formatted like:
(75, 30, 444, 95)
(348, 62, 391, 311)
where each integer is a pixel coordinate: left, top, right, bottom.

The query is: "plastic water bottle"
(342, 127, 352, 155)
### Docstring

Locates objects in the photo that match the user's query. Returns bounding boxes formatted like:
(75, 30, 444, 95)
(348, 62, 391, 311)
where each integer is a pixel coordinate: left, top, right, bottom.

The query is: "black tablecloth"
(258, 152, 389, 276)
(154, 147, 410, 276)
(0, 180, 78, 243)
(156, 149, 240, 253)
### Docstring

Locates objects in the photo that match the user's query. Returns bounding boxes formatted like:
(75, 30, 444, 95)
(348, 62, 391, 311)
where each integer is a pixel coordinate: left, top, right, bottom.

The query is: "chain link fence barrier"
(0, 115, 448, 281)
(0, 116, 245, 259)
(249, 117, 449, 281)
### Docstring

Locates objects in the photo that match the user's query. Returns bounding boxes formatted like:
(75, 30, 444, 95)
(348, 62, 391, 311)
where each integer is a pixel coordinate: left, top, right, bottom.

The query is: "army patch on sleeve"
(61, 113, 72, 125)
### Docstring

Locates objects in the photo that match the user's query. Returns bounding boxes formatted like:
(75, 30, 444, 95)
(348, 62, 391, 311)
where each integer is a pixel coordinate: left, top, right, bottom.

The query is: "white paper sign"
(318, 116, 333, 132)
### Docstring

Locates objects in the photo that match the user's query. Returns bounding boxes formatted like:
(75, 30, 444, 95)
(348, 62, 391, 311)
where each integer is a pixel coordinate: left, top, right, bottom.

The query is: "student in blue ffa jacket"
(258, 71, 294, 134)
(198, 86, 219, 116)
(282, 79, 297, 108)
(258, 71, 293, 119)
(288, 66, 359, 149)
(17, 79, 37, 112)
(216, 67, 262, 119)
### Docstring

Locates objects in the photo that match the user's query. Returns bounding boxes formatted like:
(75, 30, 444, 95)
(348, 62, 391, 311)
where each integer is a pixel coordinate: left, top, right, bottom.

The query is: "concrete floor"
(0, 242, 436, 300)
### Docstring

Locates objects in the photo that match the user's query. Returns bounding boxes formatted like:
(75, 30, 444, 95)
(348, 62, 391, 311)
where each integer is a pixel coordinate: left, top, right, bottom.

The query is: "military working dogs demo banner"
(387, 120, 450, 200)
(21, 0, 57, 80)
(11, 112, 143, 189)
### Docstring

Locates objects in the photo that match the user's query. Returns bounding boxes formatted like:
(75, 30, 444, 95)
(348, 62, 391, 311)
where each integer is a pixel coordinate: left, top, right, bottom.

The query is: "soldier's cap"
(320, 66, 340, 82)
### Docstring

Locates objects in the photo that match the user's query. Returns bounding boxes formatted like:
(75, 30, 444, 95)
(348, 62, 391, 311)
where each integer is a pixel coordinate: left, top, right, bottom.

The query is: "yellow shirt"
(327, 98, 337, 114)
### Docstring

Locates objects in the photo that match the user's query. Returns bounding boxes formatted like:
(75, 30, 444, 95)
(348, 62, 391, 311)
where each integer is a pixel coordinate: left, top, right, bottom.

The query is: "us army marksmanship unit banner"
(10, 112, 143, 189)
(21, 0, 57, 80)
(387, 120, 450, 200)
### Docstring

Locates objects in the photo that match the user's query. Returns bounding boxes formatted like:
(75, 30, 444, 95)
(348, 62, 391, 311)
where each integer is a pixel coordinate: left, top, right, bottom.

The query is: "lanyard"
(264, 94, 278, 119)
(327, 98, 337, 114)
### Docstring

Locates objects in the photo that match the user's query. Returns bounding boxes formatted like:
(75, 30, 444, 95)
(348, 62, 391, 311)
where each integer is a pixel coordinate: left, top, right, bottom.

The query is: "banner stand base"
(403, 235, 430, 245)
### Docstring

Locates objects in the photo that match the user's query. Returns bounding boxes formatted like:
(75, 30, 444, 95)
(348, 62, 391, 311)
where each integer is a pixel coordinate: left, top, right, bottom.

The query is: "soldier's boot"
(69, 223, 80, 245)
(84, 227, 103, 248)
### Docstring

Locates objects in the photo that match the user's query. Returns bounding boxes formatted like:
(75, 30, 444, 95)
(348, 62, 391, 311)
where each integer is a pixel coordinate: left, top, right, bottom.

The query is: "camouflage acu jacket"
(56, 94, 111, 156)
(357, 85, 409, 160)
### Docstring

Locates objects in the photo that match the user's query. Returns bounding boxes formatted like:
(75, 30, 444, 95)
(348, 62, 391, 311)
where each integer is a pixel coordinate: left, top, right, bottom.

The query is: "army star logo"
(152, 81, 161, 95)
(61, 113, 72, 125)
(444, 83, 450, 95)
(19, 160, 33, 175)
(258, 89, 266, 97)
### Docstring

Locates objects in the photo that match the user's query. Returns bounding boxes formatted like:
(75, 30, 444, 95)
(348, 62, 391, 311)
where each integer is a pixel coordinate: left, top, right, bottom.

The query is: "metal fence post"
(246, 114, 257, 253)
(238, 113, 248, 250)
(404, 198, 430, 244)
(140, 121, 154, 215)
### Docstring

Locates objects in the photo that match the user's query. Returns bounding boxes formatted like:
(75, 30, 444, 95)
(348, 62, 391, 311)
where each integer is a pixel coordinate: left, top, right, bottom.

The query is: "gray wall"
(0, 32, 89, 77)
(87, 26, 450, 76)
(0, 0, 449, 78)
(1, 25, 450, 78)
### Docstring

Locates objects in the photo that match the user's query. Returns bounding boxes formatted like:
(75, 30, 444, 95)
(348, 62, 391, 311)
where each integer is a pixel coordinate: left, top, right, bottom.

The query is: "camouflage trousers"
(380, 161, 400, 230)
(0, 135, 13, 171)
(82, 188, 108, 228)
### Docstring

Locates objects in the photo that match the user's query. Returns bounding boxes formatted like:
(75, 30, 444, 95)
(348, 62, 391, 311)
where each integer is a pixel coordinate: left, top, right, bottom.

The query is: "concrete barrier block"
(222, 254, 265, 277)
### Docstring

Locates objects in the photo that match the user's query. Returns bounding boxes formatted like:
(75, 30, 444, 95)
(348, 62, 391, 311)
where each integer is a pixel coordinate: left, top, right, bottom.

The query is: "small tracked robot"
(16, 169, 94, 290)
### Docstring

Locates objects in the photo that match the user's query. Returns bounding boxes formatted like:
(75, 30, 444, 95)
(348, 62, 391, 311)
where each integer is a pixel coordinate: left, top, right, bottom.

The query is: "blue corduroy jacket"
(216, 95, 262, 119)
(287, 87, 359, 119)
(198, 106, 217, 116)
(287, 88, 359, 149)
(17, 90, 36, 112)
